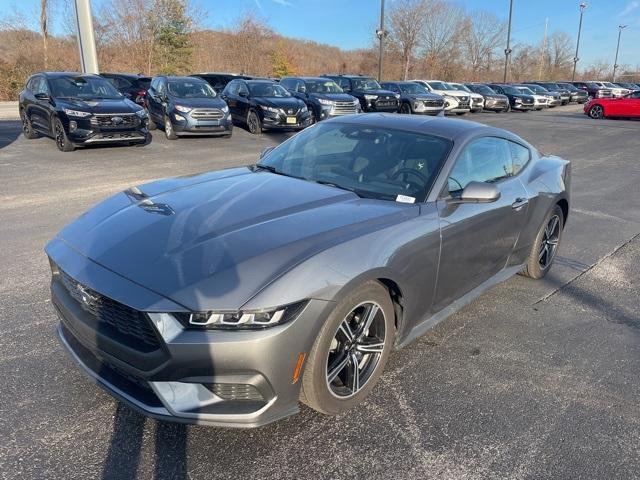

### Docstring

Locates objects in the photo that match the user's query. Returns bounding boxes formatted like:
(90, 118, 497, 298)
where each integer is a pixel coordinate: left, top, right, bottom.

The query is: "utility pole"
(571, 2, 587, 81)
(73, 0, 99, 73)
(376, 0, 387, 82)
(503, 0, 514, 83)
(612, 25, 628, 82)
(538, 17, 548, 80)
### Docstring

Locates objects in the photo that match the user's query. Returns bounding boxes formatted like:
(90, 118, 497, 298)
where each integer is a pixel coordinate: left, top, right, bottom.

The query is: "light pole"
(376, 0, 387, 82)
(73, 0, 99, 73)
(612, 25, 628, 82)
(503, 0, 514, 83)
(571, 2, 587, 81)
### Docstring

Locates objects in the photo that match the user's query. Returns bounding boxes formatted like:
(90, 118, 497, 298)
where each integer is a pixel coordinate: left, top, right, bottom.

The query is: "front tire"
(520, 205, 564, 279)
(301, 281, 394, 415)
(247, 110, 262, 134)
(400, 102, 412, 114)
(164, 115, 178, 140)
(588, 104, 605, 119)
(53, 117, 74, 152)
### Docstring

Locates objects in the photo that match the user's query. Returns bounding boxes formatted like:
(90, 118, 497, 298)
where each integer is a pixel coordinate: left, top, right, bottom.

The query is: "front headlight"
(394, 94, 401, 99)
(515, 97, 523, 103)
(63, 108, 91, 118)
(262, 106, 281, 114)
(221, 105, 229, 113)
(135, 109, 148, 118)
(174, 105, 192, 113)
(318, 98, 333, 106)
(174, 301, 307, 330)
(364, 94, 378, 101)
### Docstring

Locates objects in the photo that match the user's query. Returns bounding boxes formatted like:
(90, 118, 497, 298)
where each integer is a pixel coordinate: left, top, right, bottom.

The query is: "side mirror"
(35, 92, 50, 100)
(260, 146, 275, 159)
(239, 91, 249, 98)
(459, 181, 501, 203)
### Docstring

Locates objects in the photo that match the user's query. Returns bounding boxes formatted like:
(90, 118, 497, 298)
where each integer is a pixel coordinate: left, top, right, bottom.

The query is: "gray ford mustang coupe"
(46, 114, 570, 428)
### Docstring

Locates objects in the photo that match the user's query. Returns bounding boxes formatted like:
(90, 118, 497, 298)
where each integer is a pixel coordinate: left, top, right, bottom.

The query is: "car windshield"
(559, 83, 578, 91)
(168, 81, 216, 98)
(352, 78, 382, 90)
(259, 122, 451, 202)
(427, 82, 450, 90)
(451, 83, 471, 92)
(305, 80, 343, 94)
(249, 83, 291, 97)
(398, 83, 428, 94)
(526, 85, 547, 93)
(543, 83, 561, 90)
(50, 76, 123, 99)
(501, 86, 521, 95)
(516, 86, 535, 95)
(586, 82, 602, 89)
(470, 85, 496, 95)
(603, 82, 617, 88)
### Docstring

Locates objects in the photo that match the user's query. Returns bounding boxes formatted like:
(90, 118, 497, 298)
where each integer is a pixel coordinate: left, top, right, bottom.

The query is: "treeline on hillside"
(0, 0, 634, 100)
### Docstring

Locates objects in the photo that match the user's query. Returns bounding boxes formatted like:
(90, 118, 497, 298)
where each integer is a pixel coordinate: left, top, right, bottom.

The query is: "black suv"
(221, 79, 311, 134)
(555, 82, 589, 103)
(100, 73, 152, 107)
(279, 76, 361, 122)
(380, 81, 444, 115)
(19, 72, 150, 152)
(146, 76, 233, 140)
(488, 84, 535, 111)
(321, 74, 400, 113)
(528, 82, 571, 104)
(191, 73, 254, 93)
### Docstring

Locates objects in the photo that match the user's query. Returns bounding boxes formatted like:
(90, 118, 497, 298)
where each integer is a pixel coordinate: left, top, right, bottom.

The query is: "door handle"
(512, 197, 528, 209)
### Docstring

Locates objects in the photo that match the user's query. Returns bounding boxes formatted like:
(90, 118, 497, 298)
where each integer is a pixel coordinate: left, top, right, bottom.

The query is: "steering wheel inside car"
(390, 168, 430, 191)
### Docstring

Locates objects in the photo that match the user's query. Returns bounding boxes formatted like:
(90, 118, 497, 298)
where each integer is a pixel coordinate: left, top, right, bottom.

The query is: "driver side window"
(238, 82, 249, 96)
(447, 137, 513, 194)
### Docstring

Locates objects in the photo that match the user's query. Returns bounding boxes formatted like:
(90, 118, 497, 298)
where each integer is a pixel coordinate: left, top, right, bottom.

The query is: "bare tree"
(40, 0, 49, 69)
(549, 31, 573, 78)
(232, 12, 273, 74)
(387, 0, 429, 80)
(420, 0, 466, 78)
(462, 11, 506, 79)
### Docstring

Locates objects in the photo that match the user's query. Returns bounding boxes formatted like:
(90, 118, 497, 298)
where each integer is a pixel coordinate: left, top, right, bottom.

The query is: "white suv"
(448, 82, 485, 112)
(411, 80, 471, 115)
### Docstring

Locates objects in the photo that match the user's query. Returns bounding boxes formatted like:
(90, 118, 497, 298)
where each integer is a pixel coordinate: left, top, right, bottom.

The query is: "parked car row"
(18, 71, 640, 152)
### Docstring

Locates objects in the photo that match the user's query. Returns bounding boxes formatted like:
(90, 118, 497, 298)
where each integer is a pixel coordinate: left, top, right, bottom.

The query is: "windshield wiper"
(251, 164, 280, 174)
(314, 180, 364, 198)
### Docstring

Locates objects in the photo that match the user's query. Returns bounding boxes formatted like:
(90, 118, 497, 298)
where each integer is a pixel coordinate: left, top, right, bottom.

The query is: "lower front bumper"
(513, 104, 534, 110)
(50, 257, 334, 427)
(171, 115, 233, 136)
(69, 129, 149, 146)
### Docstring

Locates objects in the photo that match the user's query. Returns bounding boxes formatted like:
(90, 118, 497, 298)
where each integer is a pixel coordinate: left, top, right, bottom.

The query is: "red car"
(585, 91, 640, 119)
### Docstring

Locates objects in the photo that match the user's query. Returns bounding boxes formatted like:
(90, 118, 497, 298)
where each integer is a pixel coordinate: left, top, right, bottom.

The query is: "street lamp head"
(579, 2, 587, 11)
(619, 25, 628, 30)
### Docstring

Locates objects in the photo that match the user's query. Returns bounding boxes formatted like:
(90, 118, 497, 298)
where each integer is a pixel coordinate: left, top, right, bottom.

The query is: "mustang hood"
(55, 168, 417, 311)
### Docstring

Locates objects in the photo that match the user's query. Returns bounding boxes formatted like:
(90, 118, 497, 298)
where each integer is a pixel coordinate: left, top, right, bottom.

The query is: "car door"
(146, 78, 164, 122)
(221, 81, 241, 121)
(433, 136, 530, 311)
(30, 76, 54, 133)
(235, 81, 251, 120)
(630, 91, 640, 116)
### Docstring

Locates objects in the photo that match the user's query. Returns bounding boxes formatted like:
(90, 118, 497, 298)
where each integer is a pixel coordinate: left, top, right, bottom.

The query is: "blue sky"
(2, 0, 639, 68)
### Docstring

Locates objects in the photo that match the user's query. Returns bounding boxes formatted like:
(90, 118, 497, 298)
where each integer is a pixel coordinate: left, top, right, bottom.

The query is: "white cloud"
(272, 0, 294, 6)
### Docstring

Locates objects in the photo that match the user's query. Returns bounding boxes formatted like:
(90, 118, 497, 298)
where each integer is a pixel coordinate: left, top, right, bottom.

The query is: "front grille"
(90, 114, 139, 128)
(331, 101, 359, 115)
(190, 108, 224, 120)
(374, 98, 397, 108)
(424, 99, 444, 107)
(59, 270, 160, 350)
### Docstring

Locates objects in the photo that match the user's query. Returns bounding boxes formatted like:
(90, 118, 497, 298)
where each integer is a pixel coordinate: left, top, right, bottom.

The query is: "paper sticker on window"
(396, 195, 416, 204)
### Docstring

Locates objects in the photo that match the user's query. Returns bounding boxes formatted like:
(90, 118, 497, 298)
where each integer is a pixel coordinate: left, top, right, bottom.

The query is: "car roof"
(101, 73, 150, 79)
(284, 76, 336, 82)
(38, 72, 95, 78)
(162, 76, 207, 82)
(246, 79, 276, 84)
(324, 113, 524, 144)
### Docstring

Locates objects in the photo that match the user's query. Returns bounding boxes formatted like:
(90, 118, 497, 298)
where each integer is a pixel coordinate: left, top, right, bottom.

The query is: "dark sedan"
(488, 84, 535, 111)
(100, 73, 152, 107)
(380, 81, 445, 115)
(221, 79, 312, 134)
(47, 114, 570, 428)
(19, 72, 150, 152)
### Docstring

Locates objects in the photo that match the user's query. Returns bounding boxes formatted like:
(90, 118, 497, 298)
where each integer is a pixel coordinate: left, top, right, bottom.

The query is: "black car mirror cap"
(459, 182, 501, 203)
(35, 92, 50, 100)
(239, 91, 249, 98)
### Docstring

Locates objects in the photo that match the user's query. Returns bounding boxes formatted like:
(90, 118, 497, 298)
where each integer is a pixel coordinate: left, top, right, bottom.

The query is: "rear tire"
(588, 104, 605, 119)
(520, 205, 564, 279)
(20, 110, 39, 139)
(301, 281, 394, 415)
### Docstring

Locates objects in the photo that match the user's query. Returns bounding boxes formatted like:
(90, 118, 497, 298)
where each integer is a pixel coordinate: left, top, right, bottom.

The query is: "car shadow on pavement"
(102, 404, 188, 480)
(0, 121, 22, 149)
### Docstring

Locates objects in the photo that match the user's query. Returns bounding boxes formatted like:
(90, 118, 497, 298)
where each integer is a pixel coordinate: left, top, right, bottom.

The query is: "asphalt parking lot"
(1, 105, 639, 480)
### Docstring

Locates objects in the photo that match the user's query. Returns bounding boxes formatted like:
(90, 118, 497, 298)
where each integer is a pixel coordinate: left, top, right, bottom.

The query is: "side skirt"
(396, 264, 523, 349)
